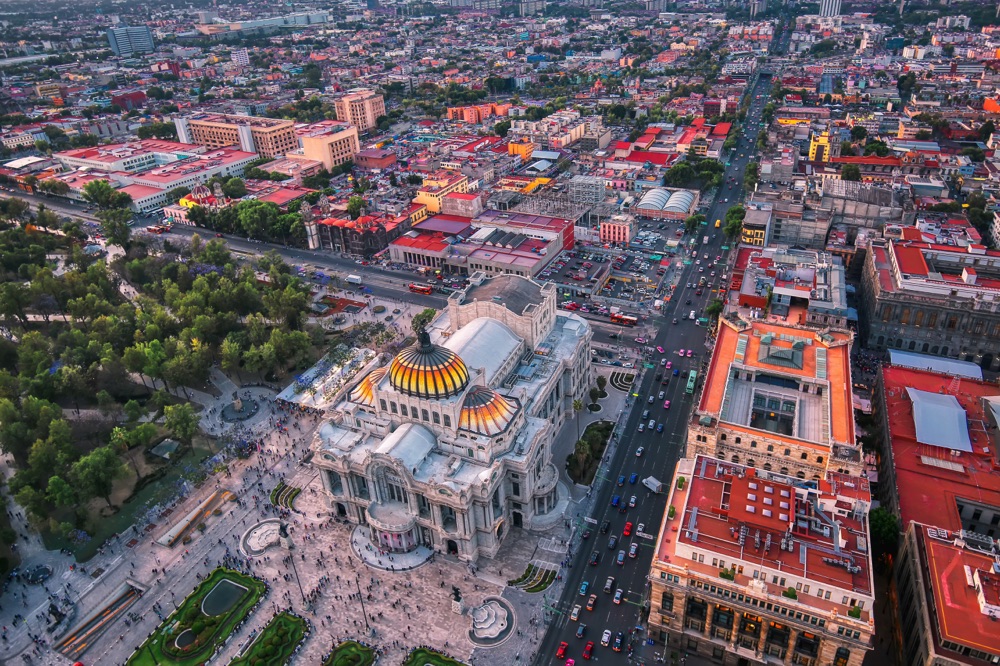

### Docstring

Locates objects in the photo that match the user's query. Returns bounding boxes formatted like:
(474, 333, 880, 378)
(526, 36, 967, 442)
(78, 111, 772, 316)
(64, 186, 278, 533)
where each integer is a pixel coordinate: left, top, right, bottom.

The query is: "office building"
(231, 48, 250, 66)
(648, 455, 875, 666)
(859, 238, 1000, 371)
(106, 26, 155, 57)
(312, 273, 592, 562)
(872, 363, 1000, 665)
(295, 120, 360, 171)
(686, 316, 863, 479)
(332, 89, 386, 133)
(174, 113, 297, 159)
(819, 0, 841, 17)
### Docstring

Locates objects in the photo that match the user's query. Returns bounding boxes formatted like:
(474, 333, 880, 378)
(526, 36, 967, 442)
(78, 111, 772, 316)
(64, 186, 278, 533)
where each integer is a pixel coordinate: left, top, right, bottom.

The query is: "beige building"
(174, 113, 297, 159)
(648, 455, 875, 666)
(294, 120, 360, 171)
(333, 89, 386, 133)
(413, 172, 470, 214)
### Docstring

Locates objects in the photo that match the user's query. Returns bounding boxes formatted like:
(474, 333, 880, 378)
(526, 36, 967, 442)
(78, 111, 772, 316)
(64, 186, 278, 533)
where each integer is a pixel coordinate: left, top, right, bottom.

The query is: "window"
(801, 452, 808, 460)
(433, 412, 440, 425)
(767, 444, 774, 452)
(444, 414, 451, 427)
(379, 399, 387, 411)
(390, 402, 398, 414)
(421, 409, 429, 422)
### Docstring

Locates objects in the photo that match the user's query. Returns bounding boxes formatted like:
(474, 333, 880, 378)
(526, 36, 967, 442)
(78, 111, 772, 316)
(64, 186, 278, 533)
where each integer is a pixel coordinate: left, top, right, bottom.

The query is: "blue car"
(629, 473, 638, 484)
(579, 581, 589, 595)
(672, 368, 680, 376)
(617, 475, 626, 487)
(611, 495, 621, 507)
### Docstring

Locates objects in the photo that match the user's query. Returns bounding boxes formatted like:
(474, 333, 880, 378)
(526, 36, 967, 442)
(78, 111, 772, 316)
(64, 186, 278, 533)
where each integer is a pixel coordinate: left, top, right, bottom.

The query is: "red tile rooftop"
(391, 232, 450, 253)
(880, 365, 1000, 533)
(918, 525, 1000, 656)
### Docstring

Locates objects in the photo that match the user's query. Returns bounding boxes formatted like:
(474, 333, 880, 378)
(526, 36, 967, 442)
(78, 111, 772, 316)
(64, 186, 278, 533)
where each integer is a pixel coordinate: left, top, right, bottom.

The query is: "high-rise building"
(332, 89, 386, 133)
(296, 120, 360, 170)
(106, 26, 155, 57)
(231, 48, 250, 66)
(647, 455, 875, 666)
(174, 113, 297, 159)
(819, 0, 841, 16)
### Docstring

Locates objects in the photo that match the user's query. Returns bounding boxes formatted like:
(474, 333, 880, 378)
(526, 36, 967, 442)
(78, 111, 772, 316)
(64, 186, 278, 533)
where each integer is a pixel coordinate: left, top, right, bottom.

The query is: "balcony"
(366, 501, 416, 533)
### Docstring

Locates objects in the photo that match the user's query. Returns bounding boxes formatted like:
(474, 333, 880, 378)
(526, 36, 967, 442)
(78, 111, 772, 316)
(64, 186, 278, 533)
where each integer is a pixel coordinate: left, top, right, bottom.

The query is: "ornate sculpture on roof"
(300, 204, 313, 224)
(317, 194, 331, 214)
(212, 182, 226, 201)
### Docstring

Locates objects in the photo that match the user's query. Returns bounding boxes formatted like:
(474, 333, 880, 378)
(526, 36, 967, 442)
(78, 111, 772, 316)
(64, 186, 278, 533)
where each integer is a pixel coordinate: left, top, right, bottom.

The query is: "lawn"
(402, 647, 467, 666)
(229, 612, 307, 666)
(126, 568, 266, 666)
(323, 640, 377, 666)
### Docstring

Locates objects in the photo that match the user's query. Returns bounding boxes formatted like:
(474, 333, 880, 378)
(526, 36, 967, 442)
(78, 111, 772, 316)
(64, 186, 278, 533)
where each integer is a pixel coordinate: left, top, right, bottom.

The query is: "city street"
(532, 72, 774, 666)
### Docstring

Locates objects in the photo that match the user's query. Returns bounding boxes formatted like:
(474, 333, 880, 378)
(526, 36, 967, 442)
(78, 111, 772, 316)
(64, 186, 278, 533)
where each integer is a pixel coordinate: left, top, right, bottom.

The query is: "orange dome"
(388, 331, 469, 400)
(349, 367, 387, 406)
(459, 387, 518, 436)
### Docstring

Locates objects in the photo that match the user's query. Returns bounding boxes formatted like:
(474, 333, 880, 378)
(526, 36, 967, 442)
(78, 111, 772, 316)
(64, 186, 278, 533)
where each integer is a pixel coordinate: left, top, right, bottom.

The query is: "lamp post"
(288, 550, 307, 604)
(355, 573, 371, 632)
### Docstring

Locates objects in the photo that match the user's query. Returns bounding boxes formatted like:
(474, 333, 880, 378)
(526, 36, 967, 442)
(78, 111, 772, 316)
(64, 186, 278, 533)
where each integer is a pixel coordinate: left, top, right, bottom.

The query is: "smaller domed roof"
(459, 388, 518, 436)
(349, 367, 387, 407)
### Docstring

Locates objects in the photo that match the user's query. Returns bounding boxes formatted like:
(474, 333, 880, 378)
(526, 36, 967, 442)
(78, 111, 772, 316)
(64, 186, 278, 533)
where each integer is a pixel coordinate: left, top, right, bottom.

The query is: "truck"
(642, 477, 663, 493)
(345, 274, 363, 285)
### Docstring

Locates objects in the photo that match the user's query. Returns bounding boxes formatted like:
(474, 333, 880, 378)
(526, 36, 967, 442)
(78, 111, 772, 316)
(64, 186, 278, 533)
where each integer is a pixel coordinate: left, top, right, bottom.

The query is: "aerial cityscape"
(0, 0, 998, 664)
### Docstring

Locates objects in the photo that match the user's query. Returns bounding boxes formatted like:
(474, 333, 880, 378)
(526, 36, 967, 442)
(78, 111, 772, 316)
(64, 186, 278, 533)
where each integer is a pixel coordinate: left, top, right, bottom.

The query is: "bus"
(610, 313, 638, 327)
(408, 283, 433, 295)
(685, 370, 698, 394)
(146, 225, 168, 234)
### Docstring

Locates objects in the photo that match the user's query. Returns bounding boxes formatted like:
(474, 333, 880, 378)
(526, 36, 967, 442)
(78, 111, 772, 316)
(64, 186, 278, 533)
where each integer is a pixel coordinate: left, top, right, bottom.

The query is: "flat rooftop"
(188, 113, 293, 129)
(657, 456, 874, 617)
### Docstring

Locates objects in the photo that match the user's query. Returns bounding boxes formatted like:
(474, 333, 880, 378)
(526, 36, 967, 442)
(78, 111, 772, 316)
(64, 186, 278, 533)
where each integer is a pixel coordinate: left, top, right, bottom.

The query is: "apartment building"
(295, 120, 360, 171)
(413, 172, 470, 213)
(686, 316, 863, 479)
(648, 455, 874, 666)
(872, 363, 1000, 666)
(859, 238, 1000, 371)
(174, 113, 297, 159)
(106, 26, 155, 57)
(332, 89, 386, 133)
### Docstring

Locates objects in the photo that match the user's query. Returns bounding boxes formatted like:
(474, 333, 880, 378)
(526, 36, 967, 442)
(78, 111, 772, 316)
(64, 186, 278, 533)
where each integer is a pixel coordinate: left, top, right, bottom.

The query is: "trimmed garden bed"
(323, 640, 378, 666)
(229, 612, 307, 666)
(402, 647, 467, 666)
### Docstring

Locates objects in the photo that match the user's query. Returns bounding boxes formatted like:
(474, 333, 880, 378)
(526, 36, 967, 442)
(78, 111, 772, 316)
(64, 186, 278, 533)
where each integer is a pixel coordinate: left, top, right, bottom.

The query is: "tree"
(411, 308, 436, 334)
(977, 120, 995, 143)
(863, 140, 890, 157)
(164, 403, 199, 443)
(841, 164, 862, 182)
(572, 399, 584, 443)
(596, 375, 607, 395)
(346, 195, 365, 220)
(868, 506, 900, 557)
(0, 197, 30, 220)
(82, 180, 132, 210)
(705, 299, 724, 319)
(164, 186, 192, 204)
(222, 177, 247, 199)
(96, 208, 133, 248)
(840, 141, 856, 156)
(136, 122, 177, 140)
(849, 125, 868, 141)
(684, 214, 705, 234)
(494, 120, 511, 137)
(46, 475, 77, 507)
(237, 200, 279, 239)
(71, 446, 126, 508)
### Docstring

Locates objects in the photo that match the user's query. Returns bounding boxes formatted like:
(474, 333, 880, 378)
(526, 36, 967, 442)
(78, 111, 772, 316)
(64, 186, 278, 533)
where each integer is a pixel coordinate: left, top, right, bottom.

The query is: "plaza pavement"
(0, 320, 630, 666)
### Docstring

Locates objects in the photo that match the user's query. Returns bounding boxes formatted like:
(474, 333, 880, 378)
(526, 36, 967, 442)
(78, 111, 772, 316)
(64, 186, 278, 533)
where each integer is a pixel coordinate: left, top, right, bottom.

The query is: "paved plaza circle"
(220, 397, 260, 422)
(349, 525, 433, 571)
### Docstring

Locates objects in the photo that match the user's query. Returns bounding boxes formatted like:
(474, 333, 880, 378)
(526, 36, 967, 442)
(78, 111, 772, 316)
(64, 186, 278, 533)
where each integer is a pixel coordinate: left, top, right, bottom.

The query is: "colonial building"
(686, 316, 862, 480)
(312, 274, 593, 562)
(860, 238, 1000, 371)
(648, 455, 875, 666)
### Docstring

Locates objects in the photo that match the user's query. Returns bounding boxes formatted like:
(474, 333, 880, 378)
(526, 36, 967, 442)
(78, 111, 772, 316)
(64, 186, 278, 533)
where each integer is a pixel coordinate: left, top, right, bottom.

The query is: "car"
(687, 349, 693, 357)
(666, 361, 672, 369)
(576, 623, 587, 639)
(617, 475, 625, 486)
(616, 550, 626, 565)
(696, 289, 703, 295)
(636, 447, 644, 457)
(608, 535, 618, 549)
(629, 543, 639, 558)
(570, 604, 582, 621)
(629, 473, 638, 484)
(557, 641, 568, 658)
(608, 333, 618, 339)
(579, 581, 589, 595)
(637, 423, 644, 432)
(589, 551, 600, 566)
(623, 521, 633, 536)
(637, 523, 645, 534)
(601, 630, 612, 647)
(677, 348, 685, 356)
(673, 369, 680, 376)
(634, 337, 646, 344)
(582, 641, 594, 659)
(629, 495, 637, 508)
(647, 395, 654, 404)
(656, 345, 664, 353)
(613, 632, 624, 652)
(614, 588, 624, 604)
(567, 660, 575, 666)
(604, 576, 616, 593)
(658, 390, 665, 400)
(656, 423, 664, 433)
(672, 318, 678, 324)
(611, 495, 621, 508)
(586, 594, 597, 610)
(648, 419, 655, 429)
(600, 520, 610, 534)
(582, 529, 591, 540)
(660, 358, 667, 367)
(685, 299, 692, 305)
(215, 233, 223, 237)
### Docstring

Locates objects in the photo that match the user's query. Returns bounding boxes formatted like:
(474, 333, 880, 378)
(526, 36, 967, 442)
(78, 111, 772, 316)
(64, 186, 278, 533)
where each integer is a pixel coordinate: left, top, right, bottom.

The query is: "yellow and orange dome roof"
(389, 331, 470, 400)
(349, 367, 388, 407)
(459, 387, 518, 436)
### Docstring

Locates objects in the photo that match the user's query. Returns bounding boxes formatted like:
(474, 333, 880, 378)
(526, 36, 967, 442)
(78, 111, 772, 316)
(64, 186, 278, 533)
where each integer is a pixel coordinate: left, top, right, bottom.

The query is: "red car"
(583, 641, 594, 659)
(623, 521, 633, 536)
(557, 641, 568, 659)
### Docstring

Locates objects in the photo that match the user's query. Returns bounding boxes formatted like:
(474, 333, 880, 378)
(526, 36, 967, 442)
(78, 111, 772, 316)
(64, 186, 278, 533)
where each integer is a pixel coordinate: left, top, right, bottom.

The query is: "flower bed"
(126, 568, 267, 666)
(323, 640, 378, 666)
(229, 612, 308, 666)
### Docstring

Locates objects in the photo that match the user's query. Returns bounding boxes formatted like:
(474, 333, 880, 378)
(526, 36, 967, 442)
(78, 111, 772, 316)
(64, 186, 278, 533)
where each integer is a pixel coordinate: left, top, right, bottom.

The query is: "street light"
(355, 573, 371, 632)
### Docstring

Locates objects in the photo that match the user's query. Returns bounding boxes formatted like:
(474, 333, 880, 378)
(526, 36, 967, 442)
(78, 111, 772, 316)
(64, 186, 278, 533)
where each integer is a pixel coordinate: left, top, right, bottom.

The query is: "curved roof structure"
(664, 189, 695, 214)
(349, 367, 388, 407)
(389, 330, 470, 400)
(444, 317, 521, 385)
(636, 188, 672, 210)
(459, 388, 518, 436)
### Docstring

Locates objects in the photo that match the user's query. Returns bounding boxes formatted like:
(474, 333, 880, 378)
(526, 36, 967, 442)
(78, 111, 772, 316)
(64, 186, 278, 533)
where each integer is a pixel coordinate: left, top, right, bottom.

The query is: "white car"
(601, 629, 612, 646)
